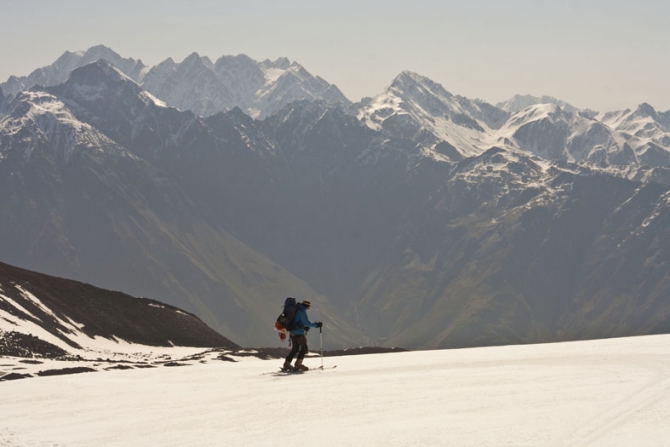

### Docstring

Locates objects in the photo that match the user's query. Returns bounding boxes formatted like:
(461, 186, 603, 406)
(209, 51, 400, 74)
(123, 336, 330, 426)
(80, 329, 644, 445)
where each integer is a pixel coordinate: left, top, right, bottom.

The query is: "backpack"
(275, 297, 298, 332)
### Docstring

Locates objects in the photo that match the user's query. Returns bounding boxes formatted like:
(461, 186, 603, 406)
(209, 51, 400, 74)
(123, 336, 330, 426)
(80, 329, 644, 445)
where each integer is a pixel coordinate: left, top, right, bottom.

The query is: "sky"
(2, 334, 670, 445)
(2, 0, 670, 112)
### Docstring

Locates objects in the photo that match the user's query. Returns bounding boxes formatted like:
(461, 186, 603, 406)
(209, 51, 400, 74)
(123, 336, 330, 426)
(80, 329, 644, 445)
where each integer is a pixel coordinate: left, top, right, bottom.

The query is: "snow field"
(1, 334, 670, 446)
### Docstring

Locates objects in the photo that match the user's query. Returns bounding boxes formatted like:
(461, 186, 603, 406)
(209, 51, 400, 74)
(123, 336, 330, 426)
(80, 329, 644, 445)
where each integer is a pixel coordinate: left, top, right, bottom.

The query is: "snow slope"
(1, 334, 669, 446)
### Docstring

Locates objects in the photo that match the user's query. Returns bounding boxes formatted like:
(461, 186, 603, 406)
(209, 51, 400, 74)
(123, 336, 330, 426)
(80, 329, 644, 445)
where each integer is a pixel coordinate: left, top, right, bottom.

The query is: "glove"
(316, 322, 323, 328)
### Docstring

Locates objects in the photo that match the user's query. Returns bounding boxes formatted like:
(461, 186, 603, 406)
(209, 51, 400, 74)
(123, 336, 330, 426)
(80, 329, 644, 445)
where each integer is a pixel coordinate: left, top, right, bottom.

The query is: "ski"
(261, 365, 337, 376)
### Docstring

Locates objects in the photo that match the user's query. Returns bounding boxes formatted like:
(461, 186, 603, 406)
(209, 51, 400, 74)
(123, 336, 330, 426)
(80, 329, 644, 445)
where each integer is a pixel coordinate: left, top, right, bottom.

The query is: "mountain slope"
(356, 149, 670, 348)
(0, 260, 239, 356)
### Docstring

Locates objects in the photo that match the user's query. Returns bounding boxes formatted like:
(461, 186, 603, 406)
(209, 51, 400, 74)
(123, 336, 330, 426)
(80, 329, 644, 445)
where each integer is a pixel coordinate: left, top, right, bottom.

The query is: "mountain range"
(1, 46, 670, 350)
(1, 45, 349, 119)
(355, 71, 670, 166)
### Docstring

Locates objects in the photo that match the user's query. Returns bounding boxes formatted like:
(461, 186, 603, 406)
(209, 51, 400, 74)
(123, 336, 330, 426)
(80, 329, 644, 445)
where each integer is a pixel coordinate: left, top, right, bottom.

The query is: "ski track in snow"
(1, 335, 669, 446)
(563, 355, 670, 446)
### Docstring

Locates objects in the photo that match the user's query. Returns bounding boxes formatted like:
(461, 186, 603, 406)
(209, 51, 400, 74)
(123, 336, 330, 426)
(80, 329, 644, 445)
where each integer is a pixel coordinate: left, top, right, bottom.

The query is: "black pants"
(285, 334, 308, 362)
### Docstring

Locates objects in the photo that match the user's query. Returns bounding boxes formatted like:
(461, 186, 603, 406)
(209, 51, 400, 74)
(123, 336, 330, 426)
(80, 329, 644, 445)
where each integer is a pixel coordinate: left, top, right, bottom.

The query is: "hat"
(302, 300, 311, 308)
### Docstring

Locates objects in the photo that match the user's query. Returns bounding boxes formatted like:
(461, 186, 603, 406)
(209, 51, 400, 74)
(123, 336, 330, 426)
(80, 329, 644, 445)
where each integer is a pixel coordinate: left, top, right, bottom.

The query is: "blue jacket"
(290, 304, 318, 335)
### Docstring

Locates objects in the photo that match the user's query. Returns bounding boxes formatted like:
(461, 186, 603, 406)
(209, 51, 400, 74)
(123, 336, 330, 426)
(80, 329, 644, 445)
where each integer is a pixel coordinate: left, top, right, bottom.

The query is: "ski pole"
(320, 326, 324, 369)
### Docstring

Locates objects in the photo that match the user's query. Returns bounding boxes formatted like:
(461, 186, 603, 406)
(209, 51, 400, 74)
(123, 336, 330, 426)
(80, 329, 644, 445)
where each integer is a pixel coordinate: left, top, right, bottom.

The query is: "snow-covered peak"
(68, 58, 133, 83)
(141, 52, 349, 119)
(2, 46, 348, 120)
(599, 103, 668, 135)
(506, 103, 569, 126)
(155, 57, 177, 70)
(634, 102, 658, 119)
(261, 61, 309, 87)
(2, 91, 84, 135)
(451, 146, 557, 192)
(357, 71, 494, 158)
(385, 71, 460, 111)
(215, 54, 258, 71)
(391, 70, 428, 84)
(261, 57, 293, 71)
(0, 90, 120, 163)
(181, 52, 214, 70)
(355, 69, 670, 167)
(591, 103, 670, 165)
(74, 44, 126, 65)
(488, 102, 648, 165)
(0, 45, 147, 96)
(2, 91, 74, 136)
(53, 59, 166, 110)
(497, 94, 581, 114)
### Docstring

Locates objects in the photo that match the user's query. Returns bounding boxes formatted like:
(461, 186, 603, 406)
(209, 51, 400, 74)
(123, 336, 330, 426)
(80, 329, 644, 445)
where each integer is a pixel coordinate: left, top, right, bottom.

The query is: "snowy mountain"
(355, 71, 509, 159)
(0, 45, 148, 98)
(0, 89, 124, 163)
(491, 102, 670, 166)
(493, 103, 633, 165)
(0, 45, 350, 120)
(355, 72, 670, 167)
(597, 103, 670, 166)
(497, 93, 581, 114)
(142, 53, 350, 119)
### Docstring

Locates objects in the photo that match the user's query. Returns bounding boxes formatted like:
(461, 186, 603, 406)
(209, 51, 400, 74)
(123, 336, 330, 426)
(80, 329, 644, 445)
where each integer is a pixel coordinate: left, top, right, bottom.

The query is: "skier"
(282, 300, 322, 371)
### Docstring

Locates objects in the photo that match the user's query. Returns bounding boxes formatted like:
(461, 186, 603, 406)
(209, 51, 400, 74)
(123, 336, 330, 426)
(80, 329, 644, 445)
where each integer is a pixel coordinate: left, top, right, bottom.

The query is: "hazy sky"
(2, 0, 669, 112)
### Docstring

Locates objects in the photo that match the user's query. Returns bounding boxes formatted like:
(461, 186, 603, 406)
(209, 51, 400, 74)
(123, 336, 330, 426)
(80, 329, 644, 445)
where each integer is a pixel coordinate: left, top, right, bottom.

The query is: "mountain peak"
(47, 59, 169, 116)
(223, 106, 255, 125)
(389, 71, 452, 98)
(258, 57, 295, 72)
(183, 51, 202, 61)
(66, 59, 133, 85)
(392, 70, 427, 85)
(83, 44, 121, 60)
(635, 102, 657, 119)
(1, 45, 148, 97)
(497, 94, 580, 114)
(273, 57, 292, 70)
(181, 52, 214, 69)
(215, 53, 256, 67)
(0, 89, 120, 164)
(155, 57, 176, 69)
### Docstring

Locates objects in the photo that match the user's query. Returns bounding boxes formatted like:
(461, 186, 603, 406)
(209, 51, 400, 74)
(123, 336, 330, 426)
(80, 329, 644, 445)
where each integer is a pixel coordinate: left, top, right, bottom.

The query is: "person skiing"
(282, 300, 322, 371)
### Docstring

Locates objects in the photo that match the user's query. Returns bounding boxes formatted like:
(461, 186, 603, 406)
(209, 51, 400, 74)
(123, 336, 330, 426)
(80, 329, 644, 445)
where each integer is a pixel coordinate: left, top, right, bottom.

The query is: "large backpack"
(275, 297, 298, 332)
